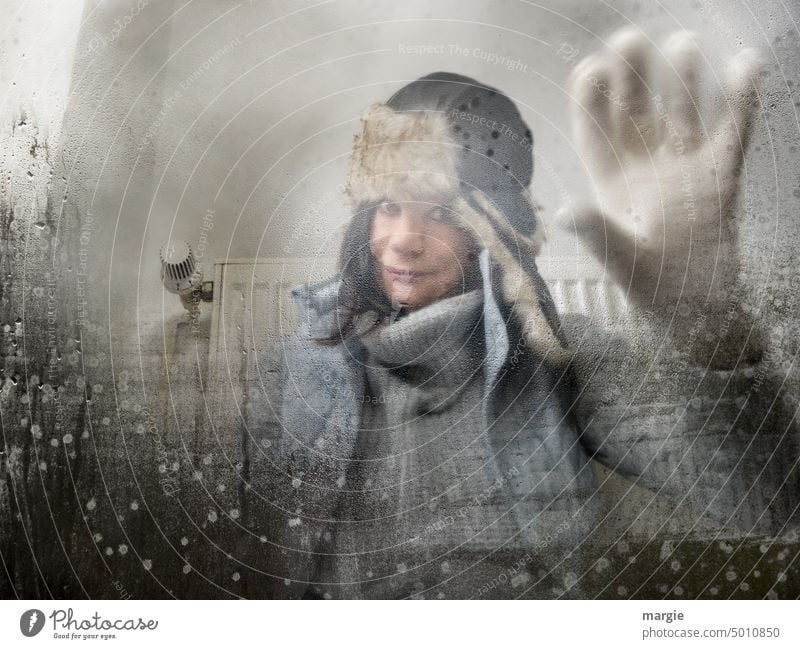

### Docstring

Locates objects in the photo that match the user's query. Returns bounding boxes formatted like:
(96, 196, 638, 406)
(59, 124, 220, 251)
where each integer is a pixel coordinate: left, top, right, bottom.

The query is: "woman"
(275, 71, 603, 599)
(264, 31, 796, 599)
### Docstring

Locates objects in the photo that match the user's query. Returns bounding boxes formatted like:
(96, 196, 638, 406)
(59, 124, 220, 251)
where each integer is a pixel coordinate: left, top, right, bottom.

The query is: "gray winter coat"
(257, 249, 800, 598)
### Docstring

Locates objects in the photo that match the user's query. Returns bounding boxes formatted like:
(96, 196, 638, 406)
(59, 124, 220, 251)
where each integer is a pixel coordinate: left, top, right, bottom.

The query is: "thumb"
(556, 203, 639, 287)
(713, 47, 765, 178)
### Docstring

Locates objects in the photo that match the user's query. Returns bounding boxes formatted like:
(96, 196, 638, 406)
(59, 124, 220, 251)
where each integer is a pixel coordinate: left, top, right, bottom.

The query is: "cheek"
(430, 226, 472, 271)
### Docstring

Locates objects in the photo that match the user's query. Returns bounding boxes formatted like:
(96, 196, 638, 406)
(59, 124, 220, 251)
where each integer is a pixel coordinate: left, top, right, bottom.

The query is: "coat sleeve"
(572, 331, 800, 538)
(243, 331, 360, 596)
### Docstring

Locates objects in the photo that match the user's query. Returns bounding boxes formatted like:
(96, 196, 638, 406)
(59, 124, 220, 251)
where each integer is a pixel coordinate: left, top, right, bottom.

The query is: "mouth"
(383, 265, 431, 282)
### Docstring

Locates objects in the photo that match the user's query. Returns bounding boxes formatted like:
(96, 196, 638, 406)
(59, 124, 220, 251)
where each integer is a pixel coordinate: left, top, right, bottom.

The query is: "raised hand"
(561, 28, 765, 366)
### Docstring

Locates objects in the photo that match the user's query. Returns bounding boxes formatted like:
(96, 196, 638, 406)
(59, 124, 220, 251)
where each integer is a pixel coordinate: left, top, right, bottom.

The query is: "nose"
(387, 208, 426, 258)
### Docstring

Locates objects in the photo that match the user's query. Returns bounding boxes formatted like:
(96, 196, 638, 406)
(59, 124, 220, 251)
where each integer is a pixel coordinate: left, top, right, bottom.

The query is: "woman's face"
(369, 199, 477, 310)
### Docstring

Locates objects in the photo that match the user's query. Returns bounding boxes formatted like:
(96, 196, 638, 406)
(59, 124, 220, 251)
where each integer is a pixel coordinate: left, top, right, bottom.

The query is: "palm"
(563, 29, 762, 312)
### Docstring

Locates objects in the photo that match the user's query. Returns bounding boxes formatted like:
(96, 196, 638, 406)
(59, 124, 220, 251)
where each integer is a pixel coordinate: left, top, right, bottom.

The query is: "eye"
(428, 206, 453, 223)
(377, 201, 401, 216)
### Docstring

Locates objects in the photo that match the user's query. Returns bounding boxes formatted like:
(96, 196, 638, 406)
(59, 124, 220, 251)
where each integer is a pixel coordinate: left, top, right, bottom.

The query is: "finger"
(607, 27, 658, 155)
(712, 48, 764, 177)
(453, 196, 573, 365)
(661, 31, 704, 148)
(568, 54, 617, 174)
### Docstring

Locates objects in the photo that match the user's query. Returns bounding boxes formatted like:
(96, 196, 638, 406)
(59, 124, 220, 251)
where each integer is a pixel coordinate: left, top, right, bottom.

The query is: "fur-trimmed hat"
(343, 72, 572, 365)
(345, 71, 539, 237)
